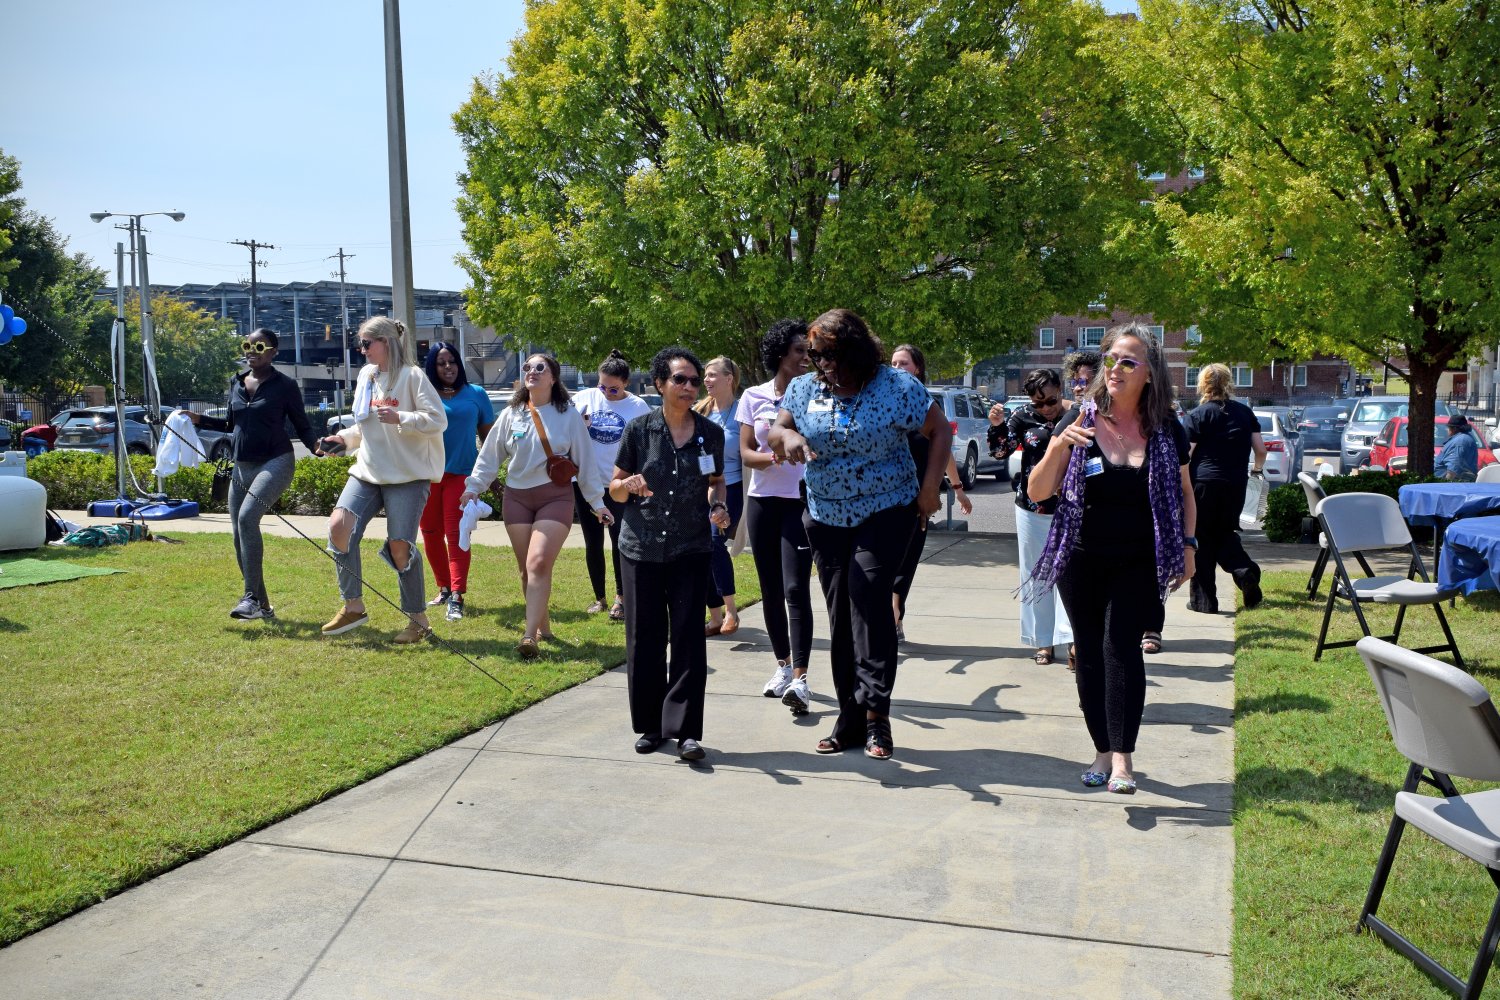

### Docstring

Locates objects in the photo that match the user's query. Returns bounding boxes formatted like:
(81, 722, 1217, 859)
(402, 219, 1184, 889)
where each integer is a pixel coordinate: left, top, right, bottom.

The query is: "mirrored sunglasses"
(1102, 355, 1142, 373)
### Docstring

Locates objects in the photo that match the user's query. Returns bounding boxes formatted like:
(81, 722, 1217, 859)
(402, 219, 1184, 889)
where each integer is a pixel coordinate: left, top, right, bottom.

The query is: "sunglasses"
(242, 340, 273, 355)
(668, 373, 703, 387)
(523, 361, 550, 374)
(1071, 377, 1090, 390)
(806, 348, 838, 363)
(1032, 395, 1061, 408)
(601, 385, 623, 395)
(1102, 355, 1143, 373)
(358, 338, 378, 351)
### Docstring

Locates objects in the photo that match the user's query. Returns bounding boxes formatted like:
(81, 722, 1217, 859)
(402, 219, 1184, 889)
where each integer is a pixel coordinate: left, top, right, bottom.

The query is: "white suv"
(929, 386, 1005, 488)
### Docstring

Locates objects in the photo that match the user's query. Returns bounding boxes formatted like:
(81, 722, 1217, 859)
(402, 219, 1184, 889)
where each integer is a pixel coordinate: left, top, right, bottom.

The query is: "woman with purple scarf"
(1024, 324, 1196, 794)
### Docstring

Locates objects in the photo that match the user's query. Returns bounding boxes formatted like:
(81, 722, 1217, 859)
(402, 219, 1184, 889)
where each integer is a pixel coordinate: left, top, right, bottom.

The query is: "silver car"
(929, 386, 1005, 488)
(1340, 395, 1454, 472)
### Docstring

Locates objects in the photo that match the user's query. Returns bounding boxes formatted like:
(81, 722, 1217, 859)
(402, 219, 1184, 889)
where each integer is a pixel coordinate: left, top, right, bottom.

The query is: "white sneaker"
(762, 661, 793, 698)
(782, 675, 810, 716)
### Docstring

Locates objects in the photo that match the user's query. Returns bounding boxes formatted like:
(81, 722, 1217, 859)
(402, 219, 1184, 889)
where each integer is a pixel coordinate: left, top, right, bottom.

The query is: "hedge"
(26, 450, 504, 518)
(1262, 470, 1441, 542)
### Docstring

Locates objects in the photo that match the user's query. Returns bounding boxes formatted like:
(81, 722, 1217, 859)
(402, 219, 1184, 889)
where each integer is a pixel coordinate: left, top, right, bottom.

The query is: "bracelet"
(709, 501, 728, 512)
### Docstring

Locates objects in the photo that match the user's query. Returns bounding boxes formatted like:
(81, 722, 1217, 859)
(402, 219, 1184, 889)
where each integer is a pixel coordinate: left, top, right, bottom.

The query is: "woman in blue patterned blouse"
(769, 309, 951, 760)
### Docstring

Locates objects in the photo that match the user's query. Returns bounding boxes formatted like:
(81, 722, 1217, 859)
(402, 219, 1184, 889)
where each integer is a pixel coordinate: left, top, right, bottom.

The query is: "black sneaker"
(427, 588, 452, 608)
(230, 594, 267, 620)
(446, 592, 465, 622)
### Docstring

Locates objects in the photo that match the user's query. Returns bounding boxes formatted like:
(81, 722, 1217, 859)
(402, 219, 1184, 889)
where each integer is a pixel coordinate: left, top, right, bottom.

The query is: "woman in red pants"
(419, 341, 495, 621)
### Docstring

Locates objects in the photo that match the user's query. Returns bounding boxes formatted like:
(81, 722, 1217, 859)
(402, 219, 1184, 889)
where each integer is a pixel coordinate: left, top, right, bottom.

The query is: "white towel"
(458, 497, 493, 552)
(352, 374, 374, 421)
(153, 409, 207, 478)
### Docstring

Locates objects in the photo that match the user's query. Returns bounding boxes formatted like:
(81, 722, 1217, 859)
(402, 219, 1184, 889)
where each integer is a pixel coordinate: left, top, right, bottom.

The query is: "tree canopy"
(456, 0, 1147, 379)
(124, 295, 241, 404)
(1100, 0, 1500, 473)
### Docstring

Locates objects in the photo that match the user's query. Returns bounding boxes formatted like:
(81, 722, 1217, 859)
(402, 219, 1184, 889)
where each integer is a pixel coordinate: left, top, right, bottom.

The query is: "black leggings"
(707, 480, 744, 610)
(1056, 548, 1163, 755)
(745, 494, 814, 670)
(1189, 478, 1257, 612)
(574, 484, 625, 602)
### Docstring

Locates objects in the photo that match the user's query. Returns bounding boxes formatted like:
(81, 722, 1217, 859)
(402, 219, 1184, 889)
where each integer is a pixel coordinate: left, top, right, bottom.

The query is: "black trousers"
(1189, 478, 1257, 612)
(1056, 548, 1162, 755)
(574, 484, 626, 602)
(892, 518, 929, 619)
(745, 495, 815, 670)
(623, 552, 710, 741)
(804, 503, 917, 745)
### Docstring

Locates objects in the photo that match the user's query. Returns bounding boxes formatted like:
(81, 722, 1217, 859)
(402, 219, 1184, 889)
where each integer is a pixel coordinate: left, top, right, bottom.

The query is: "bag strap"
(526, 400, 559, 460)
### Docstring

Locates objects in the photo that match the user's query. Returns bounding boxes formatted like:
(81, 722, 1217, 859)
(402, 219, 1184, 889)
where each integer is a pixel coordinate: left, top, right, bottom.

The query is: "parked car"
(1367, 416, 1497, 475)
(640, 393, 663, 409)
(52, 405, 230, 461)
(1296, 404, 1348, 452)
(1340, 395, 1455, 473)
(1252, 409, 1300, 485)
(930, 386, 1006, 487)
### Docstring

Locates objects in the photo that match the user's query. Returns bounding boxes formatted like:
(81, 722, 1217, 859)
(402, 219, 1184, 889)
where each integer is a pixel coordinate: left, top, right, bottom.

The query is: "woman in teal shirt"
(419, 341, 495, 620)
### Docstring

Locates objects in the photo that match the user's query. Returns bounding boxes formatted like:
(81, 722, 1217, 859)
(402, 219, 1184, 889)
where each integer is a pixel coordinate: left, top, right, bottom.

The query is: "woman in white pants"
(1002, 368, 1074, 666)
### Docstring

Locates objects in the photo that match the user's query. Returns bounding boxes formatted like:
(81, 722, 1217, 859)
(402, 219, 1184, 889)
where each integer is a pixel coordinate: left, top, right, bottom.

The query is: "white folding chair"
(1357, 637, 1500, 998)
(1299, 472, 1331, 598)
(1477, 464, 1500, 484)
(1314, 493, 1464, 665)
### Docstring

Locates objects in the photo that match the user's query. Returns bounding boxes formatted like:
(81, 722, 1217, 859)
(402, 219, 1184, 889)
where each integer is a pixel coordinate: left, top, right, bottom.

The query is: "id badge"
(1084, 456, 1104, 478)
(698, 453, 716, 475)
(808, 398, 834, 413)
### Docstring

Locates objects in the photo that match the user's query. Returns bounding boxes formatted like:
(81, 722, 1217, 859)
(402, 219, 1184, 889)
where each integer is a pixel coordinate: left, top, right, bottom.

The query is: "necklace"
(1103, 414, 1144, 455)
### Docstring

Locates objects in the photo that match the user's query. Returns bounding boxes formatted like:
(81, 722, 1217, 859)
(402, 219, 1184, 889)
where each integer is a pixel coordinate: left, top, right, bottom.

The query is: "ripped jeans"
(329, 476, 431, 613)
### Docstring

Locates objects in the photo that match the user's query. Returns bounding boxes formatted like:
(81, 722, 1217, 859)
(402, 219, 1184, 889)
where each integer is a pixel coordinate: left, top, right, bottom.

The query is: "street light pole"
(384, 0, 417, 346)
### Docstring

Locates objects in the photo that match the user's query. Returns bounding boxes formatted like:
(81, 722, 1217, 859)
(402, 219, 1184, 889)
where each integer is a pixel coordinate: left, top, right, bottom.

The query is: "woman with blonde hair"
(1181, 362, 1266, 614)
(319, 316, 448, 643)
(695, 355, 744, 635)
(1026, 323, 1197, 793)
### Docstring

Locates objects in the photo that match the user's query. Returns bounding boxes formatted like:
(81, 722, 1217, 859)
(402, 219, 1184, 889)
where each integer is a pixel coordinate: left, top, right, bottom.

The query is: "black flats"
(634, 734, 662, 754)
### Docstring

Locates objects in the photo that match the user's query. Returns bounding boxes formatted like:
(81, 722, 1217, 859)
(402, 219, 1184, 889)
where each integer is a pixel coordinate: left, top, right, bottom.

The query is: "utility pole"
(230, 238, 276, 331)
(383, 0, 417, 345)
(330, 248, 355, 411)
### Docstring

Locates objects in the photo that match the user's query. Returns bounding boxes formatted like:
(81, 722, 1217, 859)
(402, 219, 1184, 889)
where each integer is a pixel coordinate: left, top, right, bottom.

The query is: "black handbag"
(211, 458, 233, 506)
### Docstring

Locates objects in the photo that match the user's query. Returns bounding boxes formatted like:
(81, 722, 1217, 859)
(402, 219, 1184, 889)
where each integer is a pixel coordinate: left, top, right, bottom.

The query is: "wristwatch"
(1183, 536, 1199, 550)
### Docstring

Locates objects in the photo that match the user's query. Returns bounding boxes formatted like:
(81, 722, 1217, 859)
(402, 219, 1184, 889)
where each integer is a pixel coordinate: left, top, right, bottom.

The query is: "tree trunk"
(1406, 358, 1445, 479)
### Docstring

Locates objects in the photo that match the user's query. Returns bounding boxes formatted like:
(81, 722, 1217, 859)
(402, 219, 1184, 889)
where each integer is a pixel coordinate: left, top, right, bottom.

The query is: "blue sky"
(6, 1, 1137, 295)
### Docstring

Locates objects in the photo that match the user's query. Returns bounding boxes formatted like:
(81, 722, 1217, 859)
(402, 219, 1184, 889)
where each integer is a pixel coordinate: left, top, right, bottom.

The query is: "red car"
(1367, 416, 1497, 475)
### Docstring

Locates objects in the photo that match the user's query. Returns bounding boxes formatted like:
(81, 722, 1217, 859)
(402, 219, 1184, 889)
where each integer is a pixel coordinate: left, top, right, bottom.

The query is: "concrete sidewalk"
(0, 533, 1234, 999)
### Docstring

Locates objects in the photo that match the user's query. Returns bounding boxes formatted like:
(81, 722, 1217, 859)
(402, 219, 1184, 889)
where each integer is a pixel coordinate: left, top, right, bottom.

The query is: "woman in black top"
(1026, 324, 1196, 795)
(1181, 363, 1267, 613)
(610, 347, 731, 762)
(191, 328, 322, 621)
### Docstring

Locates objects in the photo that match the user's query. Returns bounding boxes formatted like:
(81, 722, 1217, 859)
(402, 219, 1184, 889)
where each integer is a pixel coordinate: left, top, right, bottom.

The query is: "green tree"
(0, 152, 114, 400)
(124, 295, 242, 404)
(455, 0, 1146, 379)
(1100, 1, 1500, 476)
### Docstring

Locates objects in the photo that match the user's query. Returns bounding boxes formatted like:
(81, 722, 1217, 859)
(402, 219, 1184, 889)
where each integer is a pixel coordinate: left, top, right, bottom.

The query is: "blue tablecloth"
(1398, 483, 1500, 526)
(1440, 515, 1500, 595)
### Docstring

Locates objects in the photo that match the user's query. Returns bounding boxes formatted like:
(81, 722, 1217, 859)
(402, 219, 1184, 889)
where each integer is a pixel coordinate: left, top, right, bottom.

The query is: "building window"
(1185, 324, 1202, 344)
(1187, 166, 1206, 179)
(1081, 326, 1105, 348)
(1294, 365, 1308, 387)
(1185, 366, 1202, 389)
(1088, 294, 1107, 311)
(1138, 166, 1167, 181)
(1039, 327, 1055, 349)
(1233, 365, 1254, 388)
(1147, 325, 1164, 340)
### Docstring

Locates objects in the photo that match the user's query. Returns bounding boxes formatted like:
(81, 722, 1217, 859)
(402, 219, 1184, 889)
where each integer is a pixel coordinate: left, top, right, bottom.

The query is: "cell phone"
(322, 438, 346, 455)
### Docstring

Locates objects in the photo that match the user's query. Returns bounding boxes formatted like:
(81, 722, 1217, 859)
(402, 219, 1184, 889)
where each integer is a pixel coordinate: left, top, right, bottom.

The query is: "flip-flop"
(720, 613, 740, 636)
(1141, 632, 1162, 655)
(1033, 649, 1054, 665)
(815, 736, 846, 754)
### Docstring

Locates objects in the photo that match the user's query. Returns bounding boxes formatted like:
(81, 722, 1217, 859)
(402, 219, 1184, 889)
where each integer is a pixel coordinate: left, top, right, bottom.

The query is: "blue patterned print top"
(781, 366, 932, 526)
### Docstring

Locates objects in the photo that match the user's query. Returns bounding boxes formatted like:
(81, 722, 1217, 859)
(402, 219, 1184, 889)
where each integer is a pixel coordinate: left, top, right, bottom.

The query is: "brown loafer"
(517, 636, 540, 659)
(391, 621, 428, 645)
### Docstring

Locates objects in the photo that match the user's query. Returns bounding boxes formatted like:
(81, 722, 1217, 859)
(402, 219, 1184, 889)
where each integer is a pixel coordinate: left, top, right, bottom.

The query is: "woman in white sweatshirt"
(319, 316, 447, 643)
(463, 353, 611, 658)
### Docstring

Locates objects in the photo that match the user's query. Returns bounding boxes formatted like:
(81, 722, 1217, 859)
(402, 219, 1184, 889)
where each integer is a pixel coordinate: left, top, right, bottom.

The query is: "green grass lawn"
(0, 534, 760, 945)
(1235, 569, 1500, 998)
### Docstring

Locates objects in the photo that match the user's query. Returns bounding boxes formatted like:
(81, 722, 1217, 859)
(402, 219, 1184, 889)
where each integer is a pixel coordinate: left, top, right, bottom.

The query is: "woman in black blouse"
(610, 347, 732, 761)
(1026, 324, 1196, 794)
(191, 328, 322, 621)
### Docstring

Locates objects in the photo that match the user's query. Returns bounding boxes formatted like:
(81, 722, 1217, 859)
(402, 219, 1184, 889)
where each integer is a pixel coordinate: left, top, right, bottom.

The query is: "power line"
(229, 238, 277, 328)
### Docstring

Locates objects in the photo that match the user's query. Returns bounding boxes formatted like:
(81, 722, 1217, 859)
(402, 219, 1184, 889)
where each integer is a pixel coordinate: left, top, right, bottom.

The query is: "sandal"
(517, 635, 540, 660)
(1033, 648, 1054, 665)
(609, 599, 624, 622)
(815, 736, 847, 754)
(1068, 645, 1077, 672)
(704, 621, 723, 637)
(1141, 631, 1162, 655)
(586, 599, 608, 614)
(720, 612, 739, 636)
(865, 718, 894, 761)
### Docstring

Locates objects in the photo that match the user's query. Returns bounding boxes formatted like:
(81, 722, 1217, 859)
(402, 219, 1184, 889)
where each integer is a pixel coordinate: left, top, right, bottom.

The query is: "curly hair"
(649, 345, 705, 388)
(1062, 350, 1101, 386)
(808, 308, 881, 390)
(509, 353, 571, 412)
(760, 318, 808, 373)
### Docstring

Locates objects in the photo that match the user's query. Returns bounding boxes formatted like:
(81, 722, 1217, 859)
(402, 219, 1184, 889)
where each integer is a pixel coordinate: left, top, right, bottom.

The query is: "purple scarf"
(1020, 401, 1185, 604)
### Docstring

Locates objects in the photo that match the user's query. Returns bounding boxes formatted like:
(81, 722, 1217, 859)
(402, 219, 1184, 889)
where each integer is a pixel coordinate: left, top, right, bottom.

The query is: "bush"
(1262, 471, 1442, 542)
(29, 448, 506, 518)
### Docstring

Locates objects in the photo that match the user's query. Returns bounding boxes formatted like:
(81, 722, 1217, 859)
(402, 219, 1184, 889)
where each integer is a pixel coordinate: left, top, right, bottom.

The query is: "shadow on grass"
(1237, 764, 1392, 814)
(0, 617, 26, 633)
(1236, 692, 1333, 716)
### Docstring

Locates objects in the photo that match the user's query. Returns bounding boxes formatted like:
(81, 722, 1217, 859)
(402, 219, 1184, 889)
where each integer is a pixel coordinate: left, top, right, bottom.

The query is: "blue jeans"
(329, 477, 431, 613)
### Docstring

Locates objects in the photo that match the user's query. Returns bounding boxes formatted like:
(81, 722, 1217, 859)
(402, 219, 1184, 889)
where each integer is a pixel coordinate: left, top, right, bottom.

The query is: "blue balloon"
(0, 328, 12, 346)
(0, 305, 12, 324)
(10, 317, 24, 336)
